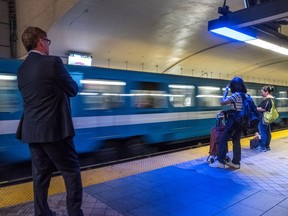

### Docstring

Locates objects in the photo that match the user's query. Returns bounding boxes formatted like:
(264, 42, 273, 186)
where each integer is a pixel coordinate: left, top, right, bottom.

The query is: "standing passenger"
(210, 77, 247, 169)
(256, 86, 275, 152)
(16, 26, 83, 216)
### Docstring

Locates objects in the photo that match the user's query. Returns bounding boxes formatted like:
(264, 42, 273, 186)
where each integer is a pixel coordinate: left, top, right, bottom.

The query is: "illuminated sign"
(67, 52, 92, 66)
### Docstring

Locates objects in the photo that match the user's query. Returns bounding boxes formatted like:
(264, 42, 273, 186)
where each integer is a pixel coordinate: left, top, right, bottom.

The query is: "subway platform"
(1, 130, 288, 216)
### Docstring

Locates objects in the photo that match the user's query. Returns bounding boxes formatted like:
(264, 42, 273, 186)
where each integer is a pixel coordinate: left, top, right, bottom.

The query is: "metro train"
(0, 57, 288, 165)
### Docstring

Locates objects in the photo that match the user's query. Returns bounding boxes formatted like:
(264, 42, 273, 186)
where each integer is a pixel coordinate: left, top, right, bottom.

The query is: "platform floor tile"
(0, 191, 124, 216)
(1, 133, 288, 216)
(84, 164, 288, 216)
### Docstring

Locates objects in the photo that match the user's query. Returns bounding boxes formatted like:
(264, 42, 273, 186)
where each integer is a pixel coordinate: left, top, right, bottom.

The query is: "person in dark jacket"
(16, 26, 83, 216)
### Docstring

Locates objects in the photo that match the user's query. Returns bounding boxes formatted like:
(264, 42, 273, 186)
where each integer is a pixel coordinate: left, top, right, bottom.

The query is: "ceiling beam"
(212, 0, 288, 29)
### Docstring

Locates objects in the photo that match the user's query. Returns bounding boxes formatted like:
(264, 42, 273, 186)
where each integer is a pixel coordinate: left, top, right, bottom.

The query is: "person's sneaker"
(209, 161, 225, 168)
(260, 147, 267, 152)
(267, 147, 271, 151)
(226, 161, 240, 169)
(254, 146, 267, 152)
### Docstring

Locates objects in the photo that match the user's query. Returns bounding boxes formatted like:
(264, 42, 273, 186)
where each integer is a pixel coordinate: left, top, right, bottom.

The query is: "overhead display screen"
(68, 53, 92, 66)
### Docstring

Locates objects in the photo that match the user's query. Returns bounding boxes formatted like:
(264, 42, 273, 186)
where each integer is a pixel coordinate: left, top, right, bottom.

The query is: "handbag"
(250, 132, 260, 149)
(250, 138, 260, 149)
(263, 99, 279, 124)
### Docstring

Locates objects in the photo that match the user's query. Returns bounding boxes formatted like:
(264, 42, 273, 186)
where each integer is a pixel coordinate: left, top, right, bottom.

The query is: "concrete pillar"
(15, 0, 79, 58)
(0, 0, 10, 58)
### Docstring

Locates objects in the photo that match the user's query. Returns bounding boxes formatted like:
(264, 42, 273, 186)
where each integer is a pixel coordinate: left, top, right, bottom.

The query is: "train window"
(277, 91, 288, 107)
(197, 86, 221, 107)
(79, 79, 126, 110)
(0, 74, 19, 112)
(247, 88, 262, 106)
(169, 84, 195, 107)
(131, 82, 167, 108)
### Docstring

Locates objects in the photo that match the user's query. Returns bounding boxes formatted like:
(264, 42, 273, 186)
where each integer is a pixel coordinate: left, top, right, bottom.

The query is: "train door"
(196, 85, 223, 137)
(129, 81, 169, 143)
(167, 83, 196, 141)
(73, 77, 127, 154)
(0, 74, 30, 165)
(273, 87, 288, 126)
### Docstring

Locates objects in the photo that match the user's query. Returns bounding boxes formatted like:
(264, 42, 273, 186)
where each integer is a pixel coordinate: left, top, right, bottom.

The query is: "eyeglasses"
(41, 38, 51, 45)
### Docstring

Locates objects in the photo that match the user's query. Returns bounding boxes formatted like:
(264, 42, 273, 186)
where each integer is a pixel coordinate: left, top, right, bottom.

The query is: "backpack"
(234, 93, 260, 133)
(263, 99, 279, 124)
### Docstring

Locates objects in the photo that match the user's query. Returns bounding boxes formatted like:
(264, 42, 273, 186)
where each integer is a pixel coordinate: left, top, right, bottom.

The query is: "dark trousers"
(29, 138, 83, 216)
(218, 113, 242, 165)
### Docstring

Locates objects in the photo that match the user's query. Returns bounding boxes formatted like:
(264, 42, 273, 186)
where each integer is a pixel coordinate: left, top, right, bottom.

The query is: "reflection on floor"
(1, 136, 288, 216)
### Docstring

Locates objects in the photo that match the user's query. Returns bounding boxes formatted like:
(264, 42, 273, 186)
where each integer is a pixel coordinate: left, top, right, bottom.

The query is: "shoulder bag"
(263, 99, 279, 124)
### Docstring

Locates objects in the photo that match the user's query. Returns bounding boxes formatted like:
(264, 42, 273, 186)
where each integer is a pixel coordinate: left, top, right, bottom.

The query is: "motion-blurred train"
(1, 58, 288, 165)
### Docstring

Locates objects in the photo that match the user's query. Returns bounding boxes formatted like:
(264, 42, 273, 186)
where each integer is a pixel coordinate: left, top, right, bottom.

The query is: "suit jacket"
(16, 52, 78, 143)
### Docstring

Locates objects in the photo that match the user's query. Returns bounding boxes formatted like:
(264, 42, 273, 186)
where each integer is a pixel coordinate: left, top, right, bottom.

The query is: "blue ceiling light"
(210, 27, 256, 42)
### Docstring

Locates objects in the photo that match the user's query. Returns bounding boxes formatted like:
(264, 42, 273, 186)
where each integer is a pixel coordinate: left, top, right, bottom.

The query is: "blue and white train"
(0, 58, 288, 165)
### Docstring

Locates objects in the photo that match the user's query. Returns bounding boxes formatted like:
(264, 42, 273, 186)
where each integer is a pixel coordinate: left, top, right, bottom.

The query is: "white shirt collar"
(29, 50, 47, 55)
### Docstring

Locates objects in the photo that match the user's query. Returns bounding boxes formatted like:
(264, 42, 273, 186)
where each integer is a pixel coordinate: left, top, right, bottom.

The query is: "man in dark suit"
(16, 26, 83, 216)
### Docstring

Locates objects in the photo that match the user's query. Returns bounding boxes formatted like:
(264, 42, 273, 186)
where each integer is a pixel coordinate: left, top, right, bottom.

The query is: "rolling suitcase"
(206, 111, 229, 163)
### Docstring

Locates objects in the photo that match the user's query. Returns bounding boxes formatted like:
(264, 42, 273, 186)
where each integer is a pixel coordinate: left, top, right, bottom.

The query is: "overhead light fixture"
(208, 0, 288, 55)
(210, 27, 256, 41)
(209, 26, 288, 55)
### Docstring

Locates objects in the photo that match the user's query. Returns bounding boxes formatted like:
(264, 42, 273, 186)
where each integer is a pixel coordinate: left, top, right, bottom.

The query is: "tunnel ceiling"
(31, 0, 288, 85)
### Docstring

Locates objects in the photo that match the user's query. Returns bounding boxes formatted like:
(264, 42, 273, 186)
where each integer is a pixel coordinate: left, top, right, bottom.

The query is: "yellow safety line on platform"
(1, 129, 287, 208)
